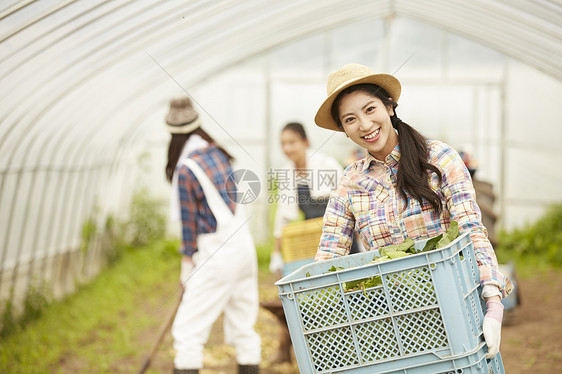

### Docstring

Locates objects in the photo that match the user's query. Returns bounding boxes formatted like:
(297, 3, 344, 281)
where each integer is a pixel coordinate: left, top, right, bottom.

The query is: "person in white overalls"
(164, 97, 261, 374)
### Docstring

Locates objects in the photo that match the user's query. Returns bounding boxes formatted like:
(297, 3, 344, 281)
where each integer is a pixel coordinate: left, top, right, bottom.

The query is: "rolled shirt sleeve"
(315, 184, 356, 261)
(434, 144, 513, 297)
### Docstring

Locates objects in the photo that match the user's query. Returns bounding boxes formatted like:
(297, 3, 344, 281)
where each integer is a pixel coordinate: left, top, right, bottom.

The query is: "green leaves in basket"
(322, 262, 383, 294)
(436, 220, 459, 249)
(398, 237, 416, 253)
(420, 234, 443, 252)
(386, 251, 409, 259)
(372, 255, 390, 263)
(420, 220, 460, 252)
(326, 265, 345, 273)
(379, 238, 415, 256)
(306, 272, 311, 277)
(343, 275, 382, 294)
(316, 223, 460, 295)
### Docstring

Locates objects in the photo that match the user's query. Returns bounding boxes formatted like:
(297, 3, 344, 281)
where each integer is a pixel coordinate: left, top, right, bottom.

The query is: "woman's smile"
(362, 128, 380, 142)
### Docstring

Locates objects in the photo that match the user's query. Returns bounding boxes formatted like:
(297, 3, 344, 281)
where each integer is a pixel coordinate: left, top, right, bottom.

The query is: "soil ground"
(139, 270, 562, 374)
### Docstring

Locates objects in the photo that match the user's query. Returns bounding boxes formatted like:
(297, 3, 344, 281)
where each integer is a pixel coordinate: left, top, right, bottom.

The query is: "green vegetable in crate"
(386, 251, 409, 259)
(420, 234, 442, 252)
(436, 220, 459, 248)
(379, 237, 415, 256)
(325, 263, 382, 294)
(320, 222, 460, 295)
(343, 275, 382, 293)
(327, 265, 345, 272)
(420, 220, 460, 252)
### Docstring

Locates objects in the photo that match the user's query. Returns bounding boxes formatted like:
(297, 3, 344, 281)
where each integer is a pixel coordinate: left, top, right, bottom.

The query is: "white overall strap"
(182, 158, 234, 227)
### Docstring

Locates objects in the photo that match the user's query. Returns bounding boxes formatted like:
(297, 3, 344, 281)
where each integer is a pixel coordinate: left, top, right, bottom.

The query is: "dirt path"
(139, 271, 562, 374)
(143, 273, 298, 374)
(500, 271, 562, 373)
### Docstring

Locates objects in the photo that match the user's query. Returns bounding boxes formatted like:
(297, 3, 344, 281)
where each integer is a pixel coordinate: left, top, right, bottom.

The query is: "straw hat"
(314, 63, 401, 131)
(165, 96, 201, 134)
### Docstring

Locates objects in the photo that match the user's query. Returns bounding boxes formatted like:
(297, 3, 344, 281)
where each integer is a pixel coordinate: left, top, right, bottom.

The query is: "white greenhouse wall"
(1, 1, 560, 318)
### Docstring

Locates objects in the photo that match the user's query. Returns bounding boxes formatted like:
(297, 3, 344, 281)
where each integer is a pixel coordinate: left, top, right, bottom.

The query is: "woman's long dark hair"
(331, 83, 443, 213)
(165, 127, 234, 183)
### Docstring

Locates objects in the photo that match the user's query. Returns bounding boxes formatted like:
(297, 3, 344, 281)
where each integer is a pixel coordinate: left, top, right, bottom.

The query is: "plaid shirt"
(316, 140, 513, 298)
(177, 145, 236, 257)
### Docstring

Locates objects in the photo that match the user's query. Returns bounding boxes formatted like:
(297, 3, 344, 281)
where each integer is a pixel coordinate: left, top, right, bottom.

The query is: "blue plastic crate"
(275, 232, 506, 374)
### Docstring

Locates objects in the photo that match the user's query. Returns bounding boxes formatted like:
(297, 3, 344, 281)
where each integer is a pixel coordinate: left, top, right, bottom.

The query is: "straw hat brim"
(314, 74, 401, 132)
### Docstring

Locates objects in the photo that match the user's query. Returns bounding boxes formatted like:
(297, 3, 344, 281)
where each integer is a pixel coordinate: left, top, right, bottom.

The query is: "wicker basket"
(281, 217, 323, 262)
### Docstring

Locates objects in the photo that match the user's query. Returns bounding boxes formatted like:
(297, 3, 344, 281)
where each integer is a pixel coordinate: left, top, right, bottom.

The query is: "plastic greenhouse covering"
(1, 0, 561, 312)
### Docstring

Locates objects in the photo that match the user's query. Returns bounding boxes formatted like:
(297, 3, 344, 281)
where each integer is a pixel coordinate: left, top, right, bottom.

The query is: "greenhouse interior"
(1, 1, 561, 374)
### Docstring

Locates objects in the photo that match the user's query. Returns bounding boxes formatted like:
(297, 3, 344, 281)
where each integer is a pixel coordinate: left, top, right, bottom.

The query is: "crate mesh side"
(463, 293, 475, 341)
(346, 287, 389, 321)
(354, 318, 400, 362)
(306, 327, 359, 372)
(396, 308, 448, 355)
(438, 354, 496, 374)
(465, 247, 479, 290)
(386, 266, 437, 312)
(296, 285, 347, 331)
(490, 353, 504, 373)
(459, 253, 482, 339)
(457, 255, 481, 339)
(469, 290, 482, 332)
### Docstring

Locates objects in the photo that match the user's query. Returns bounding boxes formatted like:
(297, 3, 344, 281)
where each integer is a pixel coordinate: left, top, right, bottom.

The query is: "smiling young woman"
(313, 63, 513, 360)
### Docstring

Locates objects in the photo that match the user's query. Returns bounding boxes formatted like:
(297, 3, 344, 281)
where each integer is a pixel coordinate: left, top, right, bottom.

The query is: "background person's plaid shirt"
(177, 145, 236, 257)
(315, 140, 513, 298)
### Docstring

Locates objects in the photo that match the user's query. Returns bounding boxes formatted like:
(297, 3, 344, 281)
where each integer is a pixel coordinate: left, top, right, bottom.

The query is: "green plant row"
(0, 239, 180, 374)
(496, 202, 562, 269)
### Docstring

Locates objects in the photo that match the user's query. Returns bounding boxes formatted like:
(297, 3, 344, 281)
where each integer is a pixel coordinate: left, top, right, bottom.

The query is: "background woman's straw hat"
(314, 63, 401, 132)
(165, 96, 201, 134)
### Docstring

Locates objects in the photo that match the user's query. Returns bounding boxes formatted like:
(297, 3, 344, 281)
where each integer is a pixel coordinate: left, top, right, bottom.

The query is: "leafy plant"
(372, 221, 459, 263)
(20, 283, 50, 326)
(128, 188, 167, 247)
(0, 297, 17, 337)
(80, 217, 97, 254)
(496, 202, 562, 268)
(1, 283, 51, 338)
(0, 238, 180, 373)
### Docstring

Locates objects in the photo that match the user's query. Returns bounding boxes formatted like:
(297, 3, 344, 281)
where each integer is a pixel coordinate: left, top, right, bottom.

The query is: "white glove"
(483, 299, 504, 358)
(180, 258, 194, 290)
(269, 251, 284, 274)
